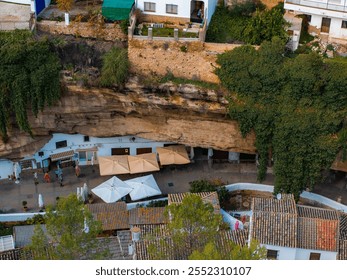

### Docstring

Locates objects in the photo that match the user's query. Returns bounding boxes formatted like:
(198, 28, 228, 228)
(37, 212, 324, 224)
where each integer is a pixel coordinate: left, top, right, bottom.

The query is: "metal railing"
(285, 0, 347, 12)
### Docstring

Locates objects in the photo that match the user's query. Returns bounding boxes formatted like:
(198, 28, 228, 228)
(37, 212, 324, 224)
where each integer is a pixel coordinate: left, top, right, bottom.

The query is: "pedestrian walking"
(75, 164, 81, 177)
(44, 172, 51, 183)
(33, 172, 39, 185)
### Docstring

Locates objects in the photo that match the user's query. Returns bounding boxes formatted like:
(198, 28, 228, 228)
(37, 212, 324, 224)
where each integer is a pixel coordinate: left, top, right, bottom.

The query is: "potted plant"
(87, 193, 94, 204)
(22, 201, 28, 212)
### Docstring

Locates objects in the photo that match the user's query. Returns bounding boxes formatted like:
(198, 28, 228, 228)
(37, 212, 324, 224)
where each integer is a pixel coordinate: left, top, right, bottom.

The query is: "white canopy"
(125, 174, 161, 201)
(91, 176, 133, 203)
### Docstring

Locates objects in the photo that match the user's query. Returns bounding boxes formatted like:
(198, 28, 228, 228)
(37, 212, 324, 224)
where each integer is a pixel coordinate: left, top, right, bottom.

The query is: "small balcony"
(285, 0, 347, 12)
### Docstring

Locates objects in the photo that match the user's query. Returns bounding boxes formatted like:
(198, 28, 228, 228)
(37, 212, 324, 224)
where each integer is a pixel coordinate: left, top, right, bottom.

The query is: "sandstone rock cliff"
(0, 77, 256, 160)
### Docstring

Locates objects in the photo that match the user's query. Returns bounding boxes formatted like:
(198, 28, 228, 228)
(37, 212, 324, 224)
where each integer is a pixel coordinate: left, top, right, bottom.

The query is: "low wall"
(128, 39, 242, 83)
(36, 20, 127, 41)
(225, 183, 347, 213)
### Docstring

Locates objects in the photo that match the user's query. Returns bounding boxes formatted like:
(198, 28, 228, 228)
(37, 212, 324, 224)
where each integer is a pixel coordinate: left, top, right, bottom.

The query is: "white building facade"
(135, 0, 218, 25)
(284, 0, 347, 40)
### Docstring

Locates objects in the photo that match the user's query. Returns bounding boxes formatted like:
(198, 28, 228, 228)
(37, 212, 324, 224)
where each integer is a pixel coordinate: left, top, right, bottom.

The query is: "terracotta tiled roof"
(251, 196, 297, 248)
(338, 240, 347, 260)
(133, 224, 169, 238)
(129, 207, 167, 225)
(297, 205, 339, 251)
(134, 230, 248, 260)
(339, 213, 347, 240)
(85, 202, 129, 231)
(168, 192, 220, 214)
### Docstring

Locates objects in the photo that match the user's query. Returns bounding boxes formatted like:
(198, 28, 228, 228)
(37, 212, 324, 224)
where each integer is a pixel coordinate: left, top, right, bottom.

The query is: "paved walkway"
(0, 159, 346, 213)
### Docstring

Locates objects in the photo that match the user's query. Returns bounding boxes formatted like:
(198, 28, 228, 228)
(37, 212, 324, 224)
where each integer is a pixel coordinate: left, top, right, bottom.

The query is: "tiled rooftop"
(134, 229, 248, 260)
(129, 207, 167, 225)
(168, 192, 220, 214)
(13, 224, 48, 248)
(85, 202, 129, 231)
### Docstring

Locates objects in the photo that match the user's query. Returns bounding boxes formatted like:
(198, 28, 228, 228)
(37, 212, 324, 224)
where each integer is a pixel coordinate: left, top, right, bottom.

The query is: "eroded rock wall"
(0, 78, 256, 159)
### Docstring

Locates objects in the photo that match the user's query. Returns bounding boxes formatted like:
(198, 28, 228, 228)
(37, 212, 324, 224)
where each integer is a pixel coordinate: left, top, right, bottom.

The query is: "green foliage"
(120, 19, 129, 35)
(206, 4, 288, 44)
(216, 38, 345, 198)
(26, 214, 45, 225)
(0, 223, 12, 236)
(189, 179, 231, 206)
(189, 239, 266, 260)
(100, 47, 129, 87)
(27, 194, 109, 260)
(0, 30, 61, 140)
(146, 200, 168, 207)
(166, 194, 222, 251)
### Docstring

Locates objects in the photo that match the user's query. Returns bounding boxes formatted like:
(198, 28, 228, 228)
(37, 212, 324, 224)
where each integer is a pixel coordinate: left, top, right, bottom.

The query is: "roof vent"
(131, 227, 141, 242)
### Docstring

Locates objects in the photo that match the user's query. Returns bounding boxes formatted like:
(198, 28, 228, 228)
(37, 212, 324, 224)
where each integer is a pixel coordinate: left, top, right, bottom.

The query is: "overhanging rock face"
(0, 77, 256, 160)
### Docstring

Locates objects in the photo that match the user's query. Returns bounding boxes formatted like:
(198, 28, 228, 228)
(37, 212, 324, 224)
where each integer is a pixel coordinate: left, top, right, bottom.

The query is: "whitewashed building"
(0, 133, 175, 180)
(135, 0, 219, 25)
(284, 0, 347, 41)
(249, 194, 346, 260)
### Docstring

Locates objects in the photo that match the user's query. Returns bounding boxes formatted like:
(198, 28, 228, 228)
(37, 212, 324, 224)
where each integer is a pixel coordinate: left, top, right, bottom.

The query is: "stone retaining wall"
(36, 20, 127, 41)
(128, 39, 242, 83)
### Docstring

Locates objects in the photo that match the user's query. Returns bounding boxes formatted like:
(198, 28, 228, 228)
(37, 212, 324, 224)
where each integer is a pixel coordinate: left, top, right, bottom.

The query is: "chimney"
(128, 244, 134, 255)
(131, 227, 141, 242)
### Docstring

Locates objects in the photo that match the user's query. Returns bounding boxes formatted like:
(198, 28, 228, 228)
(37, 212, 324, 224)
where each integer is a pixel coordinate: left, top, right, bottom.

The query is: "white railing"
(286, 0, 347, 12)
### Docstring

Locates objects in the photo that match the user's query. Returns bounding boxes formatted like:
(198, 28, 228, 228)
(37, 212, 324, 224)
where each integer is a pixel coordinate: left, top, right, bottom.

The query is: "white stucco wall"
(136, 0, 191, 18)
(295, 248, 337, 260)
(263, 244, 297, 260)
(0, 160, 15, 180)
(135, 0, 218, 24)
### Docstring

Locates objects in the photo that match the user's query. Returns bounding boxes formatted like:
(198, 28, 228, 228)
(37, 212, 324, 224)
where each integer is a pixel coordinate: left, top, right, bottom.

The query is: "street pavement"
(0, 159, 346, 213)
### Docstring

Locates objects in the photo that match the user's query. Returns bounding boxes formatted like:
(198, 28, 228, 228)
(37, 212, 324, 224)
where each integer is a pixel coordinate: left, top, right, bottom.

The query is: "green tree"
(189, 240, 266, 260)
(148, 194, 223, 259)
(216, 38, 344, 199)
(100, 47, 130, 87)
(0, 30, 61, 141)
(27, 194, 109, 260)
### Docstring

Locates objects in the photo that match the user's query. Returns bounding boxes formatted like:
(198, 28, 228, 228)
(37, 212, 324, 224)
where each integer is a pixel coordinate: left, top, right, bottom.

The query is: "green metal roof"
(102, 0, 134, 20)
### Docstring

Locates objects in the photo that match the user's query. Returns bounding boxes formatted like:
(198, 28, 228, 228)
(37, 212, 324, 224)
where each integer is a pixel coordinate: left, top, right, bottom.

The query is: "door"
(111, 147, 130, 155)
(321, 17, 331, 33)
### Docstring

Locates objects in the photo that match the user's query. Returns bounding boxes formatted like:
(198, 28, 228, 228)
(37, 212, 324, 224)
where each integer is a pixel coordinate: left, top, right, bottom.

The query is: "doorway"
(321, 17, 331, 33)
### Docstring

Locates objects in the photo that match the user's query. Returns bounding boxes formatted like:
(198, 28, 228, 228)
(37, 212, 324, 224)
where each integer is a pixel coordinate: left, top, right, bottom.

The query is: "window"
(111, 148, 130, 155)
(84, 136, 90, 142)
(266, 249, 278, 260)
(306, 15, 311, 23)
(137, 147, 152, 155)
(166, 4, 178, 14)
(55, 140, 67, 149)
(144, 2, 156, 12)
(342, 21, 347, 29)
(309, 253, 321, 260)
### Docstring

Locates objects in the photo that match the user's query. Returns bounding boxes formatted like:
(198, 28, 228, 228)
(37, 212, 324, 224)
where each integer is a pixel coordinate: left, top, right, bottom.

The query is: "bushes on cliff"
(100, 47, 129, 87)
(216, 37, 347, 199)
(0, 30, 61, 141)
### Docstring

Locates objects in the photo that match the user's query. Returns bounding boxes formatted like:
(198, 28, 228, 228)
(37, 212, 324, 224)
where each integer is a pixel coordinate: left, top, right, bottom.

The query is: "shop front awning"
(75, 147, 98, 152)
(50, 150, 74, 162)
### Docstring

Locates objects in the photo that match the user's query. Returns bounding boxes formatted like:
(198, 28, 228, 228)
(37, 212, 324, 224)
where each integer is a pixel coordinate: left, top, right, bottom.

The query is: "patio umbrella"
(156, 145, 190, 165)
(125, 174, 162, 201)
(38, 194, 44, 209)
(128, 153, 160, 174)
(13, 162, 20, 183)
(98, 156, 130, 176)
(91, 176, 133, 203)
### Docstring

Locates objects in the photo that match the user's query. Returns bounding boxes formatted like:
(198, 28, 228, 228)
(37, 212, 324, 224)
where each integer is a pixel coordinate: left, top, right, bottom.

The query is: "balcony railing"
(285, 0, 347, 12)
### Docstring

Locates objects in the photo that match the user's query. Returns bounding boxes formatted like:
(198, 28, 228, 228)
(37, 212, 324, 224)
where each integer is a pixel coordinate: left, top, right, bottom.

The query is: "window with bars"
(266, 249, 278, 260)
(144, 2, 156, 12)
(166, 4, 178, 14)
(309, 253, 321, 260)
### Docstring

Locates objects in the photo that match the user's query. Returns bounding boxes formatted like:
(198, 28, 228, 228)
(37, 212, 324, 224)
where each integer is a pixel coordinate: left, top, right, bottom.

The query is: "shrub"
(100, 47, 130, 87)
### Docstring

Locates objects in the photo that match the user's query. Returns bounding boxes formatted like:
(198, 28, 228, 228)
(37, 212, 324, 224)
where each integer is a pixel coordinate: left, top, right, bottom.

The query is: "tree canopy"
(27, 194, 109, 260)
(216, 37, 347, 199)
(0, 30, 61, 140)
